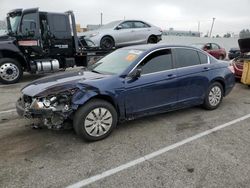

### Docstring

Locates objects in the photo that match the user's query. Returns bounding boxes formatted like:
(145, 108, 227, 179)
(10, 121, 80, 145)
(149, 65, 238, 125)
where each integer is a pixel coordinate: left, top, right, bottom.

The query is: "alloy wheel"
(0, 62, 20, 82)
(208, 86, 222, 106)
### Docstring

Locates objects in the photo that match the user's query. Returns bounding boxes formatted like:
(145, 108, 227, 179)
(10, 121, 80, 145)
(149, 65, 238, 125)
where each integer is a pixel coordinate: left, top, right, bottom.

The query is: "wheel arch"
(100, 35, 115, 45)
(210, 78, 226, 96)
(0, 50, 28, 70)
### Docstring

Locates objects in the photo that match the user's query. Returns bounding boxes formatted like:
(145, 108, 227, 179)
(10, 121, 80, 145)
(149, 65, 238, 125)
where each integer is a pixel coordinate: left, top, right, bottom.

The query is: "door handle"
(202, 67, 211, 72)
(167, 74, 177, 79)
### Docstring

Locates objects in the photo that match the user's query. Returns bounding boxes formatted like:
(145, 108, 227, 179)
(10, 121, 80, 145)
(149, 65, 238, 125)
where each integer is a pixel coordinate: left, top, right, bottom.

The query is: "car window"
(119, 21, 134, 29)
(134, 21, 149, 28)
(198, 52, 208, 64)
(174, 48, 201, 68)
(204, 43, 212, 50)
(212, 43, 220, 50)
(139, 49, 172, 75)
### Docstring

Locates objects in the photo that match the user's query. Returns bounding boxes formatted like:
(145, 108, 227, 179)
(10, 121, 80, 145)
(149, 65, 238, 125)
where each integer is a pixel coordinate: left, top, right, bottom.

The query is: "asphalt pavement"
(0, 73, 250, 188)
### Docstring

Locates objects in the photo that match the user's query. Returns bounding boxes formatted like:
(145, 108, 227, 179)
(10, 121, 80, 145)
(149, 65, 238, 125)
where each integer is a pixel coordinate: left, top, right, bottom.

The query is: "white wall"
(160, 36, 239, 52)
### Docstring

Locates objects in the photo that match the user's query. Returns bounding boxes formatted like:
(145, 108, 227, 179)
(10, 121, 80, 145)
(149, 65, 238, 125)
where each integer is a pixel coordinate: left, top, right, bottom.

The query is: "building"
(0, 20, 6, 30)
(86, 24, 101, 31)
(163, 28, 201, 37)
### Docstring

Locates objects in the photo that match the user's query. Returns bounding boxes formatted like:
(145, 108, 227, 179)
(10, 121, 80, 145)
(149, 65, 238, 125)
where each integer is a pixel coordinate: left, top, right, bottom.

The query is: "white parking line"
(66, 113, 250, 188)
(0, 109, 16, 115)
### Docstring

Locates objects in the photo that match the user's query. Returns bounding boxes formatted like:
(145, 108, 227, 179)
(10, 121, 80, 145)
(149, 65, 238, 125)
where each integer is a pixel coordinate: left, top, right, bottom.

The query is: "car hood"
(22, 70, 109, 97)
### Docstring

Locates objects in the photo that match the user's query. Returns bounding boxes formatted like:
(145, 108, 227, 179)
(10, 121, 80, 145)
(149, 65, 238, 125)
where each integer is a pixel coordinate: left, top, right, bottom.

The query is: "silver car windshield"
(100, 20, 121, 29)
(91, 49, 144, 75)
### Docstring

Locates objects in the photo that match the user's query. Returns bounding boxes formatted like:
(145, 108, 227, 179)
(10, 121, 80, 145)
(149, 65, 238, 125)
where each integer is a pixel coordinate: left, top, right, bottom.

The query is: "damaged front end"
(16, 89, 78, 129)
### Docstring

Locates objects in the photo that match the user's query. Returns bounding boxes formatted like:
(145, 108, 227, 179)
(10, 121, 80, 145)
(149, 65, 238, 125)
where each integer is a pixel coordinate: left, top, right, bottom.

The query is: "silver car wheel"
(0, 62, 20, 81)
(84, 107, 113, 137)
(208, 86, 222, 106)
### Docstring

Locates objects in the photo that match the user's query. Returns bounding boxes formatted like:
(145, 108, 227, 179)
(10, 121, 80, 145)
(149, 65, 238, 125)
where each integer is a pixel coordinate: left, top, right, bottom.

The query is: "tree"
(223, 33, 231, 38)
(239, 29, 250, 39)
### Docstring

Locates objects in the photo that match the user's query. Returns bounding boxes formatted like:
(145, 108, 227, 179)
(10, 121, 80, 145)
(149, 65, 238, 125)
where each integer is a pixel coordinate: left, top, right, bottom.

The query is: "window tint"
(198, 52, 208, 64)
(21, 13, 37, 33)
(174, 48, 201, 68)
(139, 49, 172, 75)
(120, 22, 133, 29)
(212, 43, 220, 50)
(52, 15, 67, 31)
(134, 21, 149, 28)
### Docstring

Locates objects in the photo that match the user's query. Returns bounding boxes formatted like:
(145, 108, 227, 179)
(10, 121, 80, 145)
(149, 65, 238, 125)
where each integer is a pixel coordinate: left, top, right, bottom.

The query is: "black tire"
(0, 58, 23, 84)
(218, 55, 224, 60)
(73, 99, 118, 141)
(147, 35, 157, 44)
(100, 36, 115, 49)
(203, 82, 223, 110)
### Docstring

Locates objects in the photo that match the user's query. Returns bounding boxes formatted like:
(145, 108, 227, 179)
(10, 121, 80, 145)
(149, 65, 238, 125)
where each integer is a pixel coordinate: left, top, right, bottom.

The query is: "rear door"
(173, 48, 211, 105)
(125, 49, 178, 116)
(132, 21, 151, 43)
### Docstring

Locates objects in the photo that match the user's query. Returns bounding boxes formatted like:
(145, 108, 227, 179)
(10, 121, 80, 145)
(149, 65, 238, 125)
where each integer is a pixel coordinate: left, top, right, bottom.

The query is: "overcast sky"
(0, 0, 249, 36)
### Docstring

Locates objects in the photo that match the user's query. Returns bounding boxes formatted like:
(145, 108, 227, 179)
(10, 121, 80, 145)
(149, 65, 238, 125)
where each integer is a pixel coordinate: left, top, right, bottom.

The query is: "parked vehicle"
(228, 47, 241, 60)
(16, 44, 235, 141)
(232, 53, 250, 79)
(0, 8, 113, 84)
(192, 43, 227, 60)
(80, 20, 162, 49)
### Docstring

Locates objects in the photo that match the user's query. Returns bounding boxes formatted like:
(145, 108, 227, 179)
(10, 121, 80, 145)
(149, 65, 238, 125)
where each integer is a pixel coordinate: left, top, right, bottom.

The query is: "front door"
(125, 49, 178, 117)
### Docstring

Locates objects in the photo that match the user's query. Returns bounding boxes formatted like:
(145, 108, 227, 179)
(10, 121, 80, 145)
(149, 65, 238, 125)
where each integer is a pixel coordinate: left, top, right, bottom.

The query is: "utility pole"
(101, 12, 103, 26)
(198, 21, 200, 32)
(209, 17, 216, 38)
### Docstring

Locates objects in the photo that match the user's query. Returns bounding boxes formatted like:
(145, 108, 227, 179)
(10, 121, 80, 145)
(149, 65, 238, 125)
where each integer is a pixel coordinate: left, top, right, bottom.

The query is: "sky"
(0, 0, 249, 36)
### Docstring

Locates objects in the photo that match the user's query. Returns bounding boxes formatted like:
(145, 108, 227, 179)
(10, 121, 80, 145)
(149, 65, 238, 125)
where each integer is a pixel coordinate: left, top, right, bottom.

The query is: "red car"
(192, 43, 227, 60)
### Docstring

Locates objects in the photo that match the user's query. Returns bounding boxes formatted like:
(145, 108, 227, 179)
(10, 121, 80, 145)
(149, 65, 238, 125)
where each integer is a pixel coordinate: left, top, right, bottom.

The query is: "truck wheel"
(73, 99, 118, 141)
(100, 36, 115, 49)
(0, 58, 23, 84)
(203, 82, 223, 110)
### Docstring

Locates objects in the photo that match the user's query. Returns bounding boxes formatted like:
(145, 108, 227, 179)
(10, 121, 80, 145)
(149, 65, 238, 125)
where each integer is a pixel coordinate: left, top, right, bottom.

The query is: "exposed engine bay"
(16, 89, 78, 129)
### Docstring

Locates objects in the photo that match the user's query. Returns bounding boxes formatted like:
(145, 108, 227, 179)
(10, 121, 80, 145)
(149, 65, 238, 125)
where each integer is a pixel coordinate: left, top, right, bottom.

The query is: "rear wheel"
(203, 82, 223, 110)
(100, 36, 115, 49)
(73, 99, 118, 141)
(147, 35, 157, 44)
(219, 55, 224, 60)
(0, 58, 23, 84)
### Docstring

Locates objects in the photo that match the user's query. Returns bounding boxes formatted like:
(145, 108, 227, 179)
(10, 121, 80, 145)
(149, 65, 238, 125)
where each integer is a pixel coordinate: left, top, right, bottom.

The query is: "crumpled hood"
(22, 70, 109, 97)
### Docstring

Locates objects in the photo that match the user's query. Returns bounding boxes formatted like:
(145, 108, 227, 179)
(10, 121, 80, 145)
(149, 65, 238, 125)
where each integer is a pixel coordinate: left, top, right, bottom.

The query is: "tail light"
(228, 64, 235, 74)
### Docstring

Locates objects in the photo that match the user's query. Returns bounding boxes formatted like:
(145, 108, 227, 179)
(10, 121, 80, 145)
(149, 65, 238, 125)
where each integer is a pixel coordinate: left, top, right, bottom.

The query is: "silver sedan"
(80, 20, 162, 49)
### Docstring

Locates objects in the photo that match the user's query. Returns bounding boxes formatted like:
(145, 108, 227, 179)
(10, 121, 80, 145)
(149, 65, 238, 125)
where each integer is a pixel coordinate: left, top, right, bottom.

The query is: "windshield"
(100, 20, 121, 29)
(7, 15, 21, 34)
(90, 49, 144, 75)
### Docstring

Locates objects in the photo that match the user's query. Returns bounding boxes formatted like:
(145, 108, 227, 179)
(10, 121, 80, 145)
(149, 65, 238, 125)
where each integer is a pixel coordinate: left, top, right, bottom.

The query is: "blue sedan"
(16, 44, 235, 141)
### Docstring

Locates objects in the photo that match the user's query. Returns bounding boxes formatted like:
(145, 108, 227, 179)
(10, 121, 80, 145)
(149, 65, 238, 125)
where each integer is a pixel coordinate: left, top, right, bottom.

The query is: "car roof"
(121, 43, 202, 52)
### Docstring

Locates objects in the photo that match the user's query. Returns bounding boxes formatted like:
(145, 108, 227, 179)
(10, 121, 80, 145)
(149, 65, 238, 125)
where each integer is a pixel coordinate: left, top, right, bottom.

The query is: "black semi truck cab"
(0, 8, 111, 84)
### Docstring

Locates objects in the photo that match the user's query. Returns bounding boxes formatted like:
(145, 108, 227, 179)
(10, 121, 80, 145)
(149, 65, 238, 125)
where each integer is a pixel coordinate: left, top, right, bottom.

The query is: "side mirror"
(129, 68, 142, 79)
(116, 25, 122, 30)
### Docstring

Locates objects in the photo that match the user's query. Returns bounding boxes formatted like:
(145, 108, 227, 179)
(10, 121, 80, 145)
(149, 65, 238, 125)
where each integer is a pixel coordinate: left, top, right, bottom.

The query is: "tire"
(203, 82, 223, 110)
(0, 58, 23, 84)
(147, 36, 157, 44)
(219, 55, 224, 60)
(73, 99, 118, 141)
(100, 36, 115, 49)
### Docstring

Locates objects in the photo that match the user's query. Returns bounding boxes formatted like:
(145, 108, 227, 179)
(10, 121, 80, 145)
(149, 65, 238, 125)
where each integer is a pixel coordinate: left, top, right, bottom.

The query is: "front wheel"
(147, 36, 157, 44)
(73, 99, 118, 141)
(100, 36, 115, 49)
(0, 58, 23, 84)
(203, 82, 223, 110)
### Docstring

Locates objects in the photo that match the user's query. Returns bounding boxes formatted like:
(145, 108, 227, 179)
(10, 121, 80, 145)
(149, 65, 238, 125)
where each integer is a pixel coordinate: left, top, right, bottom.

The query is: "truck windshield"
(90, 49, 144, 75)
(7, 15, 21, 34)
